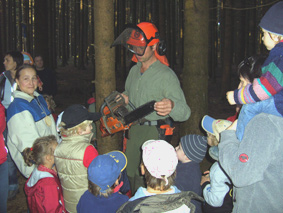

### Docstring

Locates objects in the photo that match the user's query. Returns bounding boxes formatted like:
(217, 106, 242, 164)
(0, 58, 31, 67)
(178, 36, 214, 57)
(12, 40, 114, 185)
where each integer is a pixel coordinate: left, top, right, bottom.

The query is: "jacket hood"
(25, 167, 53, 196)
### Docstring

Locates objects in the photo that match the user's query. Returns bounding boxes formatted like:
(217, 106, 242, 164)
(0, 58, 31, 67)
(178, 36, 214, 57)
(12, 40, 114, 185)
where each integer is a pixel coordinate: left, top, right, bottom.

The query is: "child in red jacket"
(23, 135, 66, 213)
(0, 102, 8, 213)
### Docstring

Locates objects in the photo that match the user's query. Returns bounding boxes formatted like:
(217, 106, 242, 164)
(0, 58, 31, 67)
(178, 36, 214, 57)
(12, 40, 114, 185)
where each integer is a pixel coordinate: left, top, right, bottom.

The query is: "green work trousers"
(125, 124, 159, 194)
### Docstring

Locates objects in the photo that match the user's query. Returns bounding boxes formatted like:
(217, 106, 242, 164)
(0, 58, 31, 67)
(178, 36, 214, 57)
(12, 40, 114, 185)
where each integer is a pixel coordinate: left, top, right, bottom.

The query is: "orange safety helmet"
(111, 22, 169, 65)
(137, 22, 160, 46)
(111, 22, 161, 56)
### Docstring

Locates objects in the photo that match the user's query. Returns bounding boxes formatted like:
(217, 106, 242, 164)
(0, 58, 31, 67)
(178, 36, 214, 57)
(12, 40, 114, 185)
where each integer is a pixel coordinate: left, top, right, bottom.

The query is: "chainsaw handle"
(100, 102, 107, 114)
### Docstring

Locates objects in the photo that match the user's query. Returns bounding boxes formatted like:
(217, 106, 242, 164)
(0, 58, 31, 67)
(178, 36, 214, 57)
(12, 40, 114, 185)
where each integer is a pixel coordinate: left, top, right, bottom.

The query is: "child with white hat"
(129, 140, 180, 201)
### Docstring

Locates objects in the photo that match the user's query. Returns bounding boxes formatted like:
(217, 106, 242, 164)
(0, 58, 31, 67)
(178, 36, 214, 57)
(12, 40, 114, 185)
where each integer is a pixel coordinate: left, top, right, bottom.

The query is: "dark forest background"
(0, 0, 274, 74)
(0, 0, 278, 152)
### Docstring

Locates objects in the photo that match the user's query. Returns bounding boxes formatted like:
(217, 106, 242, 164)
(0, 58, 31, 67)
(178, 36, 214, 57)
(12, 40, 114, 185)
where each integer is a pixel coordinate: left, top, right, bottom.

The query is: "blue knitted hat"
(259, 1, 283, 37)
(180, 134, 207, 163)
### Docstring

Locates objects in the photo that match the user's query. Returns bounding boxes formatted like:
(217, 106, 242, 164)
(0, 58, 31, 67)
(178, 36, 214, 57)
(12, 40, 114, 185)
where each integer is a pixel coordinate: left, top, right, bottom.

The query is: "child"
(77, 151, 129, 212)
(22, 52, 34, 65)
(54, 104, 101, 213)
(201, 162, 233, 213)
(0, 102, 8, 213)
(23, 135, 66, 213)
(208, 55, 278, 160)
(174, 134, 207, 213)
(129, 139, 180, 201)
(43, 94, 58, 121)
(201, 117, 233, 212)
(235, 55, 282, 141)
(226, 2, 283, 116)
(201, 116, 232, 160)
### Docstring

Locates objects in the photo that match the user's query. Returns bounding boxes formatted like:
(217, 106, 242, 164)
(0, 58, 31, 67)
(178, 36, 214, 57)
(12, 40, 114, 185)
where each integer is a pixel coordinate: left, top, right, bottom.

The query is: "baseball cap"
(201, 115, 232, 141)
(142, 140, 178, 179)
(61, 104, 101, 129)
(88, 151, 127, 192)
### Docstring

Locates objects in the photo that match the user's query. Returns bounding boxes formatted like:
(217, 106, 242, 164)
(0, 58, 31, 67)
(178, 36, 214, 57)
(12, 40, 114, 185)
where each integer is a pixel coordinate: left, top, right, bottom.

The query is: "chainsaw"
(99, 91, 156, 137)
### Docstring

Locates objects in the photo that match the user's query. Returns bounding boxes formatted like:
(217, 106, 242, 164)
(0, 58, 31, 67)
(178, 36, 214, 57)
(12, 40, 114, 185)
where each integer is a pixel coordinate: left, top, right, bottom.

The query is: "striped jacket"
(234, 41, 283, 104)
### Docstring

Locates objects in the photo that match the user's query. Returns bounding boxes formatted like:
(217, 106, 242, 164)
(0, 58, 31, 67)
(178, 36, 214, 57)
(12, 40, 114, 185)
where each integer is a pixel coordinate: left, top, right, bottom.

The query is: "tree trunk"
(232, 0, 245, 66)
(0, 0, 7, 55)
(221, 0, 232, 96)
(94, 0, 121, 154)
(181, 0, 209, 135)
(34, 0, 49, 65)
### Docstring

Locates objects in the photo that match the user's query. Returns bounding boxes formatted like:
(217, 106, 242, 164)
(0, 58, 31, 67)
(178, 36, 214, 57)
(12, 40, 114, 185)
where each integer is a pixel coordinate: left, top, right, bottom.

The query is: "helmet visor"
(111, 27, 148, 56)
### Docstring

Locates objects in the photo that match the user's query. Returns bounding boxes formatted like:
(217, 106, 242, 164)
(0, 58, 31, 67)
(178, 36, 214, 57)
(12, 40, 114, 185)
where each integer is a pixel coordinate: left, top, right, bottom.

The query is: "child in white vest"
(54, 104, 101, 213)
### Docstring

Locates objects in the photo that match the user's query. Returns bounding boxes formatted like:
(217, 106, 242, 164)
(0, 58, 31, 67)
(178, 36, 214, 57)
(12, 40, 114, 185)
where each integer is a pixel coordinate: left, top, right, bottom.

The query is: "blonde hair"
(142, 161, 176, 191)
(59, 120, 92, 136)
(43, 94, 56, 113)
(23, 135, 58, 166)
(207, 132, 219, 147)
(88, 176, 119, 198)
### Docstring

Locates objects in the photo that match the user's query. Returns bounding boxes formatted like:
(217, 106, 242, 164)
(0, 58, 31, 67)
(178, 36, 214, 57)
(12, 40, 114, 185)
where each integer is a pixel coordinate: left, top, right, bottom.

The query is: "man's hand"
(120, 93, 129, 105)
(154, 98, 174, 116)
(226, 91, 236, 105)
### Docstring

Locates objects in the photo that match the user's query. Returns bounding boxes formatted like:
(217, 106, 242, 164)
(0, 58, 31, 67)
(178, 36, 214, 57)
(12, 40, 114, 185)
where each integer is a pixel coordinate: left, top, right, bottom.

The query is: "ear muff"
(154, 32, 166, 56)
(156, 40, 166, 56)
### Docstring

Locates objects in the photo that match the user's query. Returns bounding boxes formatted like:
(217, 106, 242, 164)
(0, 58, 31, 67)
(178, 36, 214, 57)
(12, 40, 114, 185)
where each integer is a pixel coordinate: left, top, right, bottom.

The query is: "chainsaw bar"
(124, 100, 156, 125)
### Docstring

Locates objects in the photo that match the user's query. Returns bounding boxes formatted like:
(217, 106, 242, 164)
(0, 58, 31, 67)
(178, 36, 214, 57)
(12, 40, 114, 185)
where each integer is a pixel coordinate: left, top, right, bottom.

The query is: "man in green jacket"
(112, 22, 191, 193)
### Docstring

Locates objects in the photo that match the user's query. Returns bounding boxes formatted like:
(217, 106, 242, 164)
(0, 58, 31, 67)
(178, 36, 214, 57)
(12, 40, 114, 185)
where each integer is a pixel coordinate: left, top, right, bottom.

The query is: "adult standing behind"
(34, 55, 57, 96)
(7, 64, 59, 178)
(111, 22, 191, 193)
(219, 115, 283, 212)
(1, 51, 23, 200)
(1, 51, 23, 108)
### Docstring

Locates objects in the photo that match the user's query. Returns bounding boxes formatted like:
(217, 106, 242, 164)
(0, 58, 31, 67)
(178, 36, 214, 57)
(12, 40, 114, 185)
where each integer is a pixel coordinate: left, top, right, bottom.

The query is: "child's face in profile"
(238, 75, 251, 89)
(261, 29, 278, 51)
(175, 143, 190, 163)
(44, 142, 58, 169)
(50, 143, 58, 164)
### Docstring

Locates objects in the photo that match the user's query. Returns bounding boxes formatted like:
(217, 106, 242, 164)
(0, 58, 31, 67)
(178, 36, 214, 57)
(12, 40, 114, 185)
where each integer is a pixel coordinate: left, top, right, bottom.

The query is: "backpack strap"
(0, 71, 15, 102)
(117, 191, 204, 213)
(3, 71, 14, 85)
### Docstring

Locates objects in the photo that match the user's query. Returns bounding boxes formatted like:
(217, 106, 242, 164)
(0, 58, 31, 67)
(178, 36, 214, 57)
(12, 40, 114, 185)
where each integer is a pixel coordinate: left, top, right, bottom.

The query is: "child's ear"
(140, 164, 145, 175)
(184, 155, 190, 161)
(77, 127, 83, 135)
(115, 179, 119, 186)
(45, 154, 52, 163)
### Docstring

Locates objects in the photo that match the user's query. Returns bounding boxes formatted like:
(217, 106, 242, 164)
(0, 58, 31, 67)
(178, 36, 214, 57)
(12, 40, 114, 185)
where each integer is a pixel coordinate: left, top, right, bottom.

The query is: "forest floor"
(7, 64, 237, 212)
